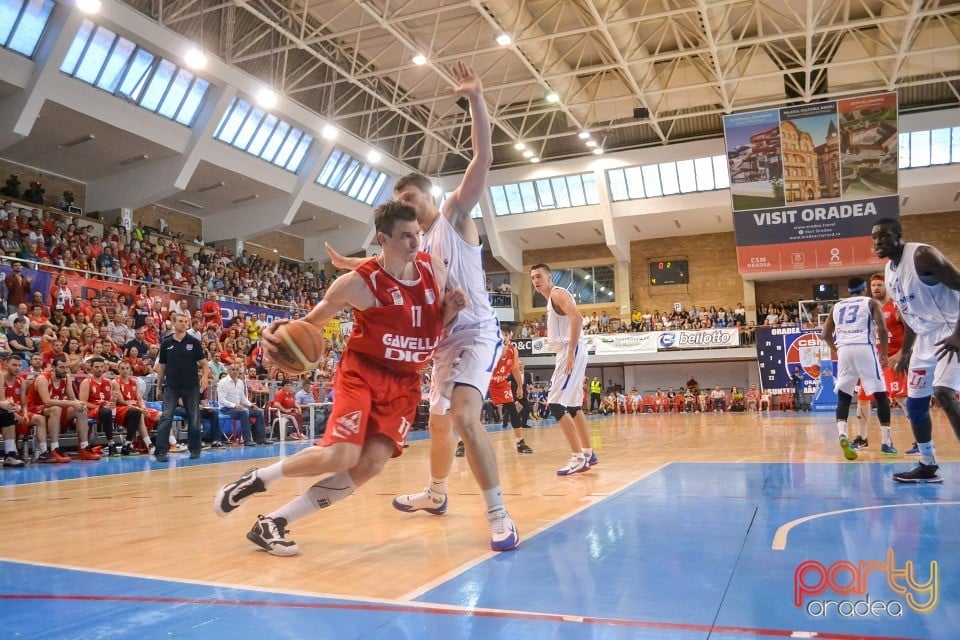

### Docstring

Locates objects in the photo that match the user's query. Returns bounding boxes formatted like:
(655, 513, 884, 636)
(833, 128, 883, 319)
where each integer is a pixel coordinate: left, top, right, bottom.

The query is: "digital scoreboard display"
(649, 260, 689, 286)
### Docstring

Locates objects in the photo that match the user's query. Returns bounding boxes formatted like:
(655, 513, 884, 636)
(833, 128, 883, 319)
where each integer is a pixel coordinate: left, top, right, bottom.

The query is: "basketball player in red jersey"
(112, 360, 154, 455)
(851, 273, 906, 456)
(79, 357, 121, 457)
(0, 354, 42, 466)
(28, 356, 97, 463)
(455, 324, 533, 456)
(214, 202, 467, 556)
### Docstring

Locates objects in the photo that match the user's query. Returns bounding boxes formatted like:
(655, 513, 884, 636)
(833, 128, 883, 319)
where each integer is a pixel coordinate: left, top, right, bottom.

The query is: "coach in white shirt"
(216, 364, 267, 445)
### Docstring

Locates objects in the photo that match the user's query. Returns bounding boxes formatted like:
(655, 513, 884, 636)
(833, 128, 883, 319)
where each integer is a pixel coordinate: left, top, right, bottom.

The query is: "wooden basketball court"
(1, 409, 957, 638)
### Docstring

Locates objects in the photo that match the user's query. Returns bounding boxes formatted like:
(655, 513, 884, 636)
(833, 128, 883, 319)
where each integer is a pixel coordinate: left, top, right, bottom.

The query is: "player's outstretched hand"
(447, 61, 482, 99)
(324, 242, 350, 269)
(444, 288, 468, 312)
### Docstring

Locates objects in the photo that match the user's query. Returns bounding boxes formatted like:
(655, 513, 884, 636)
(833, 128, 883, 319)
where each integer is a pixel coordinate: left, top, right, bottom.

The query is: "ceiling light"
(367, 150, 381, 164)
(546, 92, 560, 103)
(321, 124, 338, 140)
(585, 139, 597, 148)
(584, 274, 591, 280)
(179, 199, 204, 210)
(198, 181, 225, 192)
(57, 133, 95, 149)
(184, 48, 207, 70)
(578, 131, 591, 140)
(412, 54, 427, 66)
(429, 185, 442, 197)
(522, 149, 534, 158)
(514, 142, 526, 151)
(592, 148, 604, 155)
(76, 0, 101, 13)
(256, 88, 277, 109)
(530, 157, 540, 163)
(496, 34, 512, 46)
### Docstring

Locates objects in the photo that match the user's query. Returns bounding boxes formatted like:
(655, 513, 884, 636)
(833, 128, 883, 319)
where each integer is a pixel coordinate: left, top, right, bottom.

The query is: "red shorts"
(318, 350, 421, 457)
(29, 404, 77, 429)
(114, 405, 153, 426)
(488, 383, 515, 405)
(857, 368, 908, 400)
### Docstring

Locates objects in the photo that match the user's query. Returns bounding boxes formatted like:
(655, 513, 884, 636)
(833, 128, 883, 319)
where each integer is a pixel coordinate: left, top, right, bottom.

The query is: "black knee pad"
(566, 406, 581, 418)
(874, 392, 891, 424)
(549, 403, 567, 422)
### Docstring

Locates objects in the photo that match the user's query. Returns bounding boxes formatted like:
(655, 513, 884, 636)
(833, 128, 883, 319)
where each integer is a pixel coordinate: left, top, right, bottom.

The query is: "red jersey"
(488, 343, 518, 405)
(85, 376, 113, 407)
(346, 252, 443, 375)
(881, 299, 904, 356)
(3, 374, 24, 406)
(116, 377, 139, 403)
(26, 371, 68, 408)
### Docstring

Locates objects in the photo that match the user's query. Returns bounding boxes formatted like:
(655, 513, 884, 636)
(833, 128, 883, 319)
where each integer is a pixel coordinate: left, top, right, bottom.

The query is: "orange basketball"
(268, 320, 326, 375)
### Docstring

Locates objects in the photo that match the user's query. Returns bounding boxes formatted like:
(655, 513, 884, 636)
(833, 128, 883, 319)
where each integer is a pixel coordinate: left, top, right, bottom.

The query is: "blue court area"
(2, 461, 957, 639)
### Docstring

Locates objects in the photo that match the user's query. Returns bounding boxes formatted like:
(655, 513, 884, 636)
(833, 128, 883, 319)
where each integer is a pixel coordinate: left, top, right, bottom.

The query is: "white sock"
(582, 447, 593, 458)
(429, 476, 448, 496)
(39, 442, 48, 453)
(143, 436, 152, 446)
(836, 421, 847, 437)
(882, 425, 892, 447)
(256, 460, 287, 488)
(4, 441, 15, 454)
(51, 441, 60, 451)
(481, 485, 504, 512)
(269, 471, 356, 524)
(80, 441, 89, 449)
(919, 441, 936, 466)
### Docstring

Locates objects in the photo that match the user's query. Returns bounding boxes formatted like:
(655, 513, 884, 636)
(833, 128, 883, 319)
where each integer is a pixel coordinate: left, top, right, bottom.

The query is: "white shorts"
(835, 343, 884, 396)
(907, 326, 960, 398)
(547, 342, 588, 408)
(429, 321, 502, 415)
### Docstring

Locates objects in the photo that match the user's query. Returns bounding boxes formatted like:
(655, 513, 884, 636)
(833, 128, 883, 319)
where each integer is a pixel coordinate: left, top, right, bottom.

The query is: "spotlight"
(367, 150, 381, 164)
(496, 34, 512, 46)
(184, 48, 207, 70)
(321, 125, 337, 140)
(412, 54, 427, 66)
(256, 88, 277, 109)
(546, 92, 560, 103)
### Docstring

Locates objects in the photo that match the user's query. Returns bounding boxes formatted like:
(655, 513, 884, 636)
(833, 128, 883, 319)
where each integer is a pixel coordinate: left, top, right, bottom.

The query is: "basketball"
(268, 320, 326, 375)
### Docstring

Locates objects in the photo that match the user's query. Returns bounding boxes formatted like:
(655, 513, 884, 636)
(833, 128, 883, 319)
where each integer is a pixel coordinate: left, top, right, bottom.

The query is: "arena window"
(60, 20, 210, 127)
(0, 0, 54, 58)
(489, 172, 599, 216)
(214, 96, 313, 172)
(607, 154, 729, 202)
(314, 148, 389, 205)
(898, 126, 960, 168)
(531, 265, 615, 307)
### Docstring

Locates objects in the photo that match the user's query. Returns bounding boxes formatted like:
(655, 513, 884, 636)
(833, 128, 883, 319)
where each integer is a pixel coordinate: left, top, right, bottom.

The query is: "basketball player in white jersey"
(326, 61, 517, 551)
(821, 277, 890, 462)
(530, 264, 596, 475)
(873, 218, 960, 483)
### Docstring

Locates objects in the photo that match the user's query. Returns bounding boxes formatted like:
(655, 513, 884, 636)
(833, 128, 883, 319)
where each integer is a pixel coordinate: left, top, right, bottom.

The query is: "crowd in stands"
(0, 199, 334, 312)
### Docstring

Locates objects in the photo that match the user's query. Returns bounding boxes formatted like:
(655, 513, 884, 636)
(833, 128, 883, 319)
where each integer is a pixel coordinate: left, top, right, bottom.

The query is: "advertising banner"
(656, 328, 740, 350)
(755, 326, 835, 395)
(592, 332, 658, 355)
(517, 328, 742, 357)
(723, 91, 898, 275)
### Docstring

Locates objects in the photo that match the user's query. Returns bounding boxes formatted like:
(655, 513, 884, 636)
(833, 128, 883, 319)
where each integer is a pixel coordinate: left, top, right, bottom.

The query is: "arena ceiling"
(119, 0, 960, 176)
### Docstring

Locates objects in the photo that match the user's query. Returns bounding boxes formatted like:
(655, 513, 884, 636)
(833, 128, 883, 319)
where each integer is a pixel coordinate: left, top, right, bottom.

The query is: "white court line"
(771, 501, 960, 550)
(398, 461, 672, 601)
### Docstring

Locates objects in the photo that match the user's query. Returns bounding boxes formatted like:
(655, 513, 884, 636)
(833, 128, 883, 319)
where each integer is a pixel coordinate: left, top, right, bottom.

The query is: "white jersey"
(420, 212, 495, 328)
(830, 297, 875, 347)
(885, 243, 960, 336)
(546, 287, 584, 348)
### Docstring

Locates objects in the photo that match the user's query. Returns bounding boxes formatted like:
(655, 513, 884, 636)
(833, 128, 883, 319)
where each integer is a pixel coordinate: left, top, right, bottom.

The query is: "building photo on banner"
(725, 92, 899, 274)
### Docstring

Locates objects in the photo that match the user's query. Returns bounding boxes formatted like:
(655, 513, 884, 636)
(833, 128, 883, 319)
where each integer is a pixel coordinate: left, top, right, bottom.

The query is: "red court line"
(0, 593, 926, 640)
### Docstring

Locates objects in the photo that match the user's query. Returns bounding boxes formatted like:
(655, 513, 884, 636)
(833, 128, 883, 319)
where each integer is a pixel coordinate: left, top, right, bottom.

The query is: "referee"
(154, 312, 209, 461)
